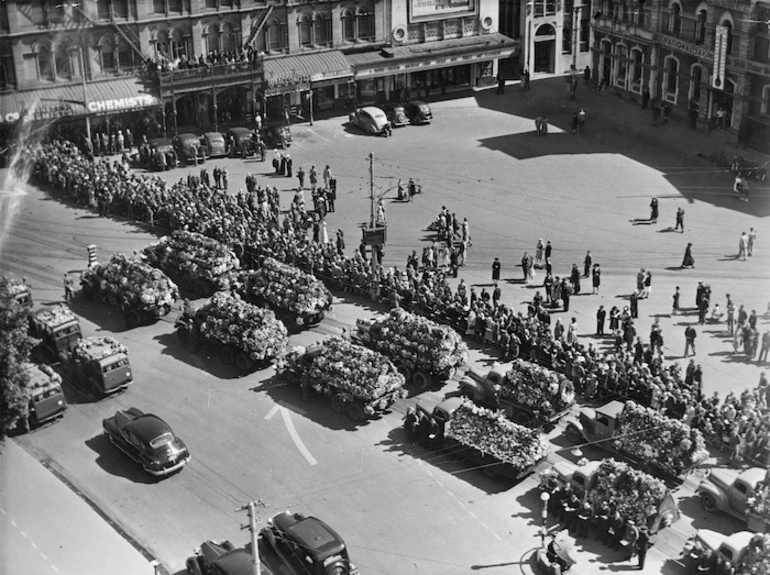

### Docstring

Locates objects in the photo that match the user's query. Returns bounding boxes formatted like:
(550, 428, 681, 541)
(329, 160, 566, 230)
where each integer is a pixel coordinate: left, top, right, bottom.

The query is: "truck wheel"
(513, 410, 531, 426)
(125, 311, 137, 329)
(220, 346, 236, 365)
(330, 395, 346, 413)
(185, 556, 204, 575)
(565, 424, 582, 444)
(397, 365, 413, 385)
(412, 371, 432, 391)
(235, 352, 254, 373)
(459, 386, 474, 400)
(701, 493, 717, 512)
(346, 401, 366, 422)
(194, 279, 211, 298)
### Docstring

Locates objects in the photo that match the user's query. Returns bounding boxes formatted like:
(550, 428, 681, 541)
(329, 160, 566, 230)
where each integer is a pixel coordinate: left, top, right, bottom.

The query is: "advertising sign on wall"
(410, 0, 476, 22)
(712, 25, 728, 89)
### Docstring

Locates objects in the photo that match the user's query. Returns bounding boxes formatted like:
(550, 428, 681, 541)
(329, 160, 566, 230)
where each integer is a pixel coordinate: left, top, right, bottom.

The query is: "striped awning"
(0, 75, 160, 125)
(263, 50, 353, 95)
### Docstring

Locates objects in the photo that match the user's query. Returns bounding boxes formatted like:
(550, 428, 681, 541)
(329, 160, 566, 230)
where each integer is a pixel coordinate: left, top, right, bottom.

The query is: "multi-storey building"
(592, 0, 770, 151)
(0, 0, 517, 145)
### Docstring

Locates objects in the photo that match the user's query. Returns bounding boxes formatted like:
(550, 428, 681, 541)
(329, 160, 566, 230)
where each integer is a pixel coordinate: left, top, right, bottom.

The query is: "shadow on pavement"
(153, 331, 246, 380)
(67, 294, 130, 333)
(85, 433, 159, 484)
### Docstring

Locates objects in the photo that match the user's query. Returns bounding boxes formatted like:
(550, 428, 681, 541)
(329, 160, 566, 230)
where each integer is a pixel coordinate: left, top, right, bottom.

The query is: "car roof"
(738, 467, 767, 485)
(228, 127, 251, 136)
(149, 137, 171, 146)
(361, 106, 385, 116)
(285, 516, 345, 557)
(595, 400, 625, 418)
(176, 133, 198, 140)
(128, 414, 173, 444)
(412, 100, 429, 106)
(213, 549, 267, 575)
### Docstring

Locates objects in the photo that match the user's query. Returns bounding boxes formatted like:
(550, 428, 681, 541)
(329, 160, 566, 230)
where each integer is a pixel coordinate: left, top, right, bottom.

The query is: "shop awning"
(0, 76, 160, 125)
(263, 50, 353, 95)
(346, 33, 519, 79)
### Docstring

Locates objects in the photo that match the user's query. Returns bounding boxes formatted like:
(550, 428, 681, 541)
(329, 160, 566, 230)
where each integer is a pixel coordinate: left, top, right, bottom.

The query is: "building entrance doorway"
(534, 24, 556, 73)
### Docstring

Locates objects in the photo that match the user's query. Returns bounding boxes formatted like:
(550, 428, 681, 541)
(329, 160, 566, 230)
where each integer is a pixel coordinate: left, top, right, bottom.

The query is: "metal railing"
(158, 59, 262, 85)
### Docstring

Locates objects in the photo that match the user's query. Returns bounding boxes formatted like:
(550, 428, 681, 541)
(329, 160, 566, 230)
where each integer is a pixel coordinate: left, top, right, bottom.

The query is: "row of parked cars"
(349, 100, 433, 136)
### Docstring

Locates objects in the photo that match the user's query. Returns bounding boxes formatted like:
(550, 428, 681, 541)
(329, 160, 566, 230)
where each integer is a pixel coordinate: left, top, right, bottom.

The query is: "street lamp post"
(540, 491, 550, 546)
(79, 45, 91, 143)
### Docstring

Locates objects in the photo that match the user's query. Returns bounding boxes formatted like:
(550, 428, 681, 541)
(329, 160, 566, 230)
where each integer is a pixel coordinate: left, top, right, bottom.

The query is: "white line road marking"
(10, 519, 16, 527)
(51, 565, 59, 573)
(40, 553, 47, 561)
(0, 508, 6, 515)
(278, 400, 307, 416)
(280, 407, 317, 466)
(478, 521, 489, 530)
(264, 404, 281, 420)
(20, 530, 27, 538)
(493, 532, 502, 540)
(30, 541, 37, 549)
(307, 128, 330, 142)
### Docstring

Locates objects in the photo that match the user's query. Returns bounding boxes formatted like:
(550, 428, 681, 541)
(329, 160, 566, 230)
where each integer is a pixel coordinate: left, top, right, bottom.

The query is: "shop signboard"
(410, 0, 476, 22)
(363, 226, 387, 245)
(87, 94, 159, 114)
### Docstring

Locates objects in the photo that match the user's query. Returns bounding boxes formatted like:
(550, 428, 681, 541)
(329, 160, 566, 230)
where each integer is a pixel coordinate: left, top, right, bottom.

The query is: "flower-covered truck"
(411, 397, 549, 481)
(564, 400, 708, 480)
(28, 304, 83, 362)
(80, 253, 179, 328)
(238, 258, 332, 333)
(458, 359, 575, 429)
(682, 530, 769, 575)
(541, 458, 681, 534)
(142, 230, 240, 298)
(63, 336, 133, 397)
(18, 363, 68, 432)
(697, 466, 770, 532)
(279, 337, 407, 422)
(352, 308, 468, 390)
(175, 293, 288, 373)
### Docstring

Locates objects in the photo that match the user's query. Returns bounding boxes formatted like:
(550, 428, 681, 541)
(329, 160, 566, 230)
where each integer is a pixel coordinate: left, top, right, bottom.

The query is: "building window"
(168, 0, 182, 14)
(38, 44, 55, 81)
(97, 0, 111, 19)
(690, 65, 702, 103)
(342, 10, 355, 42)
(314, 13, 331, 47)
(670, 3, 682, 35)
(153, 0, 165, 14)
(298, 15, 312, 47)
(664, 56, 679, 102)
(722, 20, 733, 55)
(762, 85, 770, 115)
(580, 12, 590, 51)
(206, 26, 221, 53)
(0, 52, 16, 89)
(615, 44, 628, 89)
(630, 49, 643, 92)
(357, 10, 374, 41)
(170, 28, 187, 59)
(264, 20, 285, 52)
(55, 43, 71, 79)
(100, 38, 116, 70)
(695, 9, 707, 44)
(206, 0, 217, 7)
(221, 23, 237, 52)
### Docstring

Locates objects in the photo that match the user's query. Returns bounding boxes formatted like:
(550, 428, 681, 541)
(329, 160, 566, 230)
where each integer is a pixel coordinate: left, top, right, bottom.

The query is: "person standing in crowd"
(309, 165, 318, 191)
(726, 295, 736, 334)
(535, 239, 545, 268)
(643, 270, 652, 299)
(681, 243, 695, 268)
(596, 305, 606, 336)
(63, 273, 74, 301)
(323, 165, 332, 189)
(545, 240, 552, 262)
(221, 167, 229, 190)
(492, 257, 501, 283)
(649, 197, 659, 223)
(592, 263, 601, 294)
(636, 268, 646, 297)
(496, 73, 505, 95)
(578, 108, 586, 133)
(675, 207, 685, 232)
(636, 526, 652, 570)
(760, 330, 770, 363)
(562, 279, 572, 312)
(672, 286, 681, 315)
(327, 178, 337, 212)
(583, 250, 592, 277)
(685, 324, 698, 356)
(286, 155, 293, 178)
(567, 317, 579, 344)
(570, 263, 581, 294)
(297, 166, 306, 189)
(630, 292, 639, 319)
(739, 231, 749, 261)
(748, 227, 757, 256)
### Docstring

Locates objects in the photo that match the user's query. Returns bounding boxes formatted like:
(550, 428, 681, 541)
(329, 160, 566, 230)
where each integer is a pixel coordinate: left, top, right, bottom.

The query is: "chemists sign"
(410, 0, 476, 21)
(87, 94, 159, 114)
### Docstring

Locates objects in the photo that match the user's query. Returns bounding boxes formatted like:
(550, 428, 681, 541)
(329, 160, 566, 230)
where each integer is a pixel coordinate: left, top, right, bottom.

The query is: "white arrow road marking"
(264, 405, 317, 466)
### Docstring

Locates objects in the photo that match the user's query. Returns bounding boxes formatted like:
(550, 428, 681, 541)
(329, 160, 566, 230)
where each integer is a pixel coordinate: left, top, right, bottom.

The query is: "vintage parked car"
(348, 106, 390, 136)
(382, 103, 408, 127)
(226, 127, 255, 157)
(173, 133, 206, 165)
(149, 138, 177, 171)
(404, 100, 433, 124)
(186, 540, 273, 575)
(263, 123, 292, 149)
(201, 131, 227, 158)
(102, 407, 191, 476)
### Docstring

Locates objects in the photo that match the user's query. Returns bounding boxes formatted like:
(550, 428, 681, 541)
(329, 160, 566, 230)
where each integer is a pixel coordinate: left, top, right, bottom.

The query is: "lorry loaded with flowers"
(238, 258, 332, 332)
(564, 400, 708, 480)
(459, 359, 575, 429)
(63, 336, 133, 397)
(280, 337, 407, 422)
(352, 308, 468, 390)
(142, 230, 240, 298)
(18, 363, 68, 432)
(175, 293, 288, 373)
(28, 304, 82, 362)
(411, 397, 549, 480)
(80, 253, 179, 328)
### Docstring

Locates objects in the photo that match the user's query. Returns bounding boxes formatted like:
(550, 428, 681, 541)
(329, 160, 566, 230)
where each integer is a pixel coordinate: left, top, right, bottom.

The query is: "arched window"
(97, 0, 111, 19)
(357, 9, 374, 41)
(664, 56, 679, 98)
(298, 14, 312, 47)
(155, 30, 169, 57)
(342, 10, 355, 42)
(761, 85, 770, 115)
(670, 3, 682, 35)
(690, 64, 702, 102)
(696, 9, 707, 43)
(314, 13, 331, 47)
(98, 36, 115, 70)
(722, 20, 733, 55)
(615, 44, 628, 89)
(221, 23, 235, 53)
(55, 43, 71, 78)
(114, 0, 128, 19)
(38, 44, 55, 81)
(170, 28, 187, 59)
(168, 0, 182, 14)
(206, 25, 221, 54)
(630, 49, 644, 90)
(153, 0, 165, 14)
(265, 20, 284, 52)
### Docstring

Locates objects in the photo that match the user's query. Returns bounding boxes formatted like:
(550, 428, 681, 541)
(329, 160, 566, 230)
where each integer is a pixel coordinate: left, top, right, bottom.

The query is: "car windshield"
(103, 358, 129, 373)
(149, 432, 174, 449)
(420, 105, 430, 112)
(374, 113, 385, 120)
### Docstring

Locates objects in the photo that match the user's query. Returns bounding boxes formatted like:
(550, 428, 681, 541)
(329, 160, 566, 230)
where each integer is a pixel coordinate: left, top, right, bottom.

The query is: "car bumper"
(145, 455, 191, 476)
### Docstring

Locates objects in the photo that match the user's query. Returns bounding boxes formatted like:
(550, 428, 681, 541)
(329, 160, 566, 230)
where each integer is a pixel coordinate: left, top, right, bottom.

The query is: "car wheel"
(346, 401, 366, 422)
(235, 352, 254, 373)
(701, 493, 717, 512)
(411, 370, 432, 391)
(565, 424, 582, 444)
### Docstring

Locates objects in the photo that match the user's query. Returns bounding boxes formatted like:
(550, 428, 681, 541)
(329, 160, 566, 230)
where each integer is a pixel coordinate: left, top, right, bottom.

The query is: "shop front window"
(615, 45, 627, 89)
(664, 56, 678, 102)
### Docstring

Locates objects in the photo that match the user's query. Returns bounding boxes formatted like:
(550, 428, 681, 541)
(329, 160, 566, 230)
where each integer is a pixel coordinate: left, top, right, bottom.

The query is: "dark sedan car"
(382, 103, 408, 127)
(263, 123, 292, 149)
(102, 407, 190, 476)
(148, 137, 177, 171)
(226, 127, 255, 157)
(202, 131, 227, 158)
(173, 133, 205, 165)
(405, 100, 433, 124)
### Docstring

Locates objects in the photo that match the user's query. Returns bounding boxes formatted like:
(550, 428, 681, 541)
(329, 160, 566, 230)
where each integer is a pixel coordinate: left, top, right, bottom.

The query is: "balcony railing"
(158, 59, 262, 87)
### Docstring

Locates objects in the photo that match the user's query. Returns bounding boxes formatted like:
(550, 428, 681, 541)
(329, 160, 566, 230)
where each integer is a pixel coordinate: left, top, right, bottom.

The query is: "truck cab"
(23, 363, 67, 430)
(28, 305, 83, 362)
(698, 467, 766, 519)
(261, 511, 358, 575)
(459, 364, 505, 405)
(565, 400, 623, 444)
(683, 530, 754, 570)
(70, 337, 132, 396)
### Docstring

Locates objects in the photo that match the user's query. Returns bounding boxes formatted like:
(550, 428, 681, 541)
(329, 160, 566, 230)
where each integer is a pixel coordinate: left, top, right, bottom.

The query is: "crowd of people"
(28, 139, 770, 468)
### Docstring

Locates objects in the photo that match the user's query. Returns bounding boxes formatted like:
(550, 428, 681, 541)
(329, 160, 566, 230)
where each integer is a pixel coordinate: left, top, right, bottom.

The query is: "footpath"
(0, 439, 159, 575)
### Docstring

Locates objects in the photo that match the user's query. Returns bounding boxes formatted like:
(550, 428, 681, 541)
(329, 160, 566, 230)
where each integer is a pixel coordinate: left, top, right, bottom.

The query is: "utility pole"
(239, 500, 265, 575)
(368, 152, 374, 228)
(79, 45, 91, 143)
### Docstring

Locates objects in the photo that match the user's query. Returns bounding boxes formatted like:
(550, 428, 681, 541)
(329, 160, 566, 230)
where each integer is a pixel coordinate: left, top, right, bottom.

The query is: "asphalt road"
(1, 77, 768, 575)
